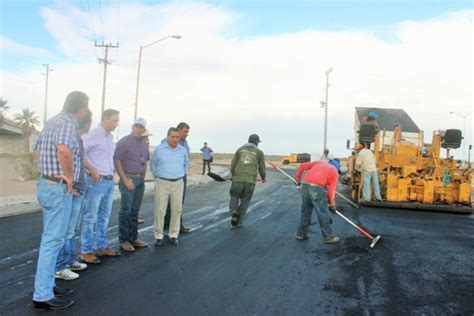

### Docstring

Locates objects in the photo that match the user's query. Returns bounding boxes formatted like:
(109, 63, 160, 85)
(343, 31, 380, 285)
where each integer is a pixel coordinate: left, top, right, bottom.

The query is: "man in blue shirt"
(151, 127, 189, 246)
(163, 122, 191, 233)
(200, 142, 213, 174)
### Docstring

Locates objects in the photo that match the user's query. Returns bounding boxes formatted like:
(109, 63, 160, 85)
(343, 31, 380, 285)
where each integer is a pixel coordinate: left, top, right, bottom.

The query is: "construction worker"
(229, 134, 266, 227)
(362, 111, 379, 131)
(354, 143, 382, 202)
(320, 148, 330, 161)
(295, 161, 340, 244)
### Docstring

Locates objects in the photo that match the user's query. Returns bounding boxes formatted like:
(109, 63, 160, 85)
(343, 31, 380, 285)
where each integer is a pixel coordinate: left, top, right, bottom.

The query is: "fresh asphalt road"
(1, 168, 473, 315)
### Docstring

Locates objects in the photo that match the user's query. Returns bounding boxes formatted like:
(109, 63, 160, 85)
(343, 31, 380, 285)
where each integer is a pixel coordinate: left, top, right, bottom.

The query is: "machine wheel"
(282, 160, 290, 165)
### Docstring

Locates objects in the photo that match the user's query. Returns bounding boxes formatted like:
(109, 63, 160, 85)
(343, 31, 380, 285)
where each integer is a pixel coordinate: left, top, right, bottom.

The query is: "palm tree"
(14, 108, 40, 152)
(0, 98, 9, 124)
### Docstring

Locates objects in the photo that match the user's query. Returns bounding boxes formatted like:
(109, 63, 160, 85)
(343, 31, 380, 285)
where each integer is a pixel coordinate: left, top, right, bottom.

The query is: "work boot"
(180, 225, 191, 233)
(231, 211, 239, 226)
(296, 234, 309, 241)
(324, 236, 340, 244)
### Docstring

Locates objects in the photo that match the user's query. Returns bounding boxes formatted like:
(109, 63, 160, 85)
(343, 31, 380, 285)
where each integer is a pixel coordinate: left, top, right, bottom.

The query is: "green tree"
(14, 108, 40, 152)
(0, 98, 9, 124)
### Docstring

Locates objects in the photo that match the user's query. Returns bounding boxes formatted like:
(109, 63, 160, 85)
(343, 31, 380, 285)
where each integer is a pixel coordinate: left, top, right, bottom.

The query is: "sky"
(0, 0, 473, 158)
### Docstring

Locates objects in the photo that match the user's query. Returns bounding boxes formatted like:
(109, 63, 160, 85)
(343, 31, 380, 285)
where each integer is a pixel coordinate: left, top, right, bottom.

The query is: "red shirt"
(295, 161, 339, 205)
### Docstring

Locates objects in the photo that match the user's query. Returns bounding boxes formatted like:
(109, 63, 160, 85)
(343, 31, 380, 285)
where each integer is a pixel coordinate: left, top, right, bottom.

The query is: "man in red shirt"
(295, 161, 340, 244)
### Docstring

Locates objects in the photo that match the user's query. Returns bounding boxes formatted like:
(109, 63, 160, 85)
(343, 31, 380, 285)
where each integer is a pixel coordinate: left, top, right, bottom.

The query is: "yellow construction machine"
(282, 153, 311, 165)
(347, 124, 472, 213)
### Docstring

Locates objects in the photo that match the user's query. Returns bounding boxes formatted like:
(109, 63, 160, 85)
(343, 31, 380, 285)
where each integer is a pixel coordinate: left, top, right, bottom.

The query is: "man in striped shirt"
(294, 160, 340, 244)
(33, 91, 89, 310)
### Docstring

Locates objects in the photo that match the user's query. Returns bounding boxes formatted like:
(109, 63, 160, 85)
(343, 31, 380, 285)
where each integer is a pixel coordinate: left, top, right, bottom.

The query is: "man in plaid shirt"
(32, 91, 89, 311)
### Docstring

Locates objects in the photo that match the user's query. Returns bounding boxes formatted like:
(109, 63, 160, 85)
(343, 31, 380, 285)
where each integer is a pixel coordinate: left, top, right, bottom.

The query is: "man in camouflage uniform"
(229, 134, 266, 227)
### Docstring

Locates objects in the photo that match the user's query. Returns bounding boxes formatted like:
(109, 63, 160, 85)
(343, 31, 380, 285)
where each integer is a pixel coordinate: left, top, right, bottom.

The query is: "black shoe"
(33, 297, 74, 310)
(180, 226, 191, 233)
(231, 211, 239, 226)
(169, 238, 179, 245)
(53, 286, 74, 297)
(155, 239, 163, 247)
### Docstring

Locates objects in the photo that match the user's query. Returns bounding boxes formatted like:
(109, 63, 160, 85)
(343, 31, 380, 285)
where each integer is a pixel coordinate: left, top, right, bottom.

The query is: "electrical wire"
(98, 0, 104, 41)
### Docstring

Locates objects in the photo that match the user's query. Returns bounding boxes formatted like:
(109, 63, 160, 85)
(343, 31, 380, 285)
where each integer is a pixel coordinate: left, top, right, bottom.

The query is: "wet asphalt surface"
(1, 168, 473, 315)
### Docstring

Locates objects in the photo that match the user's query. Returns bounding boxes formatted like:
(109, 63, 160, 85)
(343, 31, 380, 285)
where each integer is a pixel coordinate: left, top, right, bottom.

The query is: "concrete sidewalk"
(0, 165, 231, 218)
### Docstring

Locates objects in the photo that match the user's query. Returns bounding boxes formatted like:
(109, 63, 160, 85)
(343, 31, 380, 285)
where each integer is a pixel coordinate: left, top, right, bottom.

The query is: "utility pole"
(95, 42, 119, 113)
(322, 67, 333, 152)
(41, 64, 53, 127)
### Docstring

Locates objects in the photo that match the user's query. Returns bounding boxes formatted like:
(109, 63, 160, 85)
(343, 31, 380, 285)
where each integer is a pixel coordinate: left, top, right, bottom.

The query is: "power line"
(85, 0, 103, 86)
(98, 0, 104, 41)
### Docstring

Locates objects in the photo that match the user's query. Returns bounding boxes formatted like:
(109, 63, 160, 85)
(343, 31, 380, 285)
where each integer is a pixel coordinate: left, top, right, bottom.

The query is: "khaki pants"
(154, 178, 184, 239)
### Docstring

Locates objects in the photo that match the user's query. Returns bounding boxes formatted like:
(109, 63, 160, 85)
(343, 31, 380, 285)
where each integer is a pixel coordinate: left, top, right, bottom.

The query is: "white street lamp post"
(134, 35, 181, 119)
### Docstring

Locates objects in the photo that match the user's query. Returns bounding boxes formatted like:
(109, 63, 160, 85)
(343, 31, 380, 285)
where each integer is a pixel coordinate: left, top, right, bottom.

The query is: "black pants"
(164, 174, 187, 228)
(202, 159, 211, 174)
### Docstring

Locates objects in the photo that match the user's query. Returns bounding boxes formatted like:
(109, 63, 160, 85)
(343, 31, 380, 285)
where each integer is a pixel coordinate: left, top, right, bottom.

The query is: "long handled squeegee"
(333, 209, 381, 248)
(268, 162, 381, 249)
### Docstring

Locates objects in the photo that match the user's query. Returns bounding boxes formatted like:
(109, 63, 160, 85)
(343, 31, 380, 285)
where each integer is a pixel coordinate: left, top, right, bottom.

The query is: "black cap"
(248, 134, 261, 144)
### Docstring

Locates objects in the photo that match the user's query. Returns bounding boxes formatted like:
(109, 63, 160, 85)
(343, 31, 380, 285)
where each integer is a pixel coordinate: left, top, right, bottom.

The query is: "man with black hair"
(55, 109, 92, 281)
(163, 122, 191, 233)
(80, 109, 121, 264)
(33, 91, 89, 310)
(151, 127, 189, 246)
(229, 134, 266, 227)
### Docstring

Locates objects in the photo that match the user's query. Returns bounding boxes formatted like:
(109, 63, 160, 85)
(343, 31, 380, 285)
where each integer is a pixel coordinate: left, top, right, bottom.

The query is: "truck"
(282, 153, 311, 165)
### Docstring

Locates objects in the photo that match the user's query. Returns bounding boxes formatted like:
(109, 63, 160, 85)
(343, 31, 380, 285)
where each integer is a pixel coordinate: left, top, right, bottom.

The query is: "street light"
(134, 35, 181, 119)
(41, 64, 53, 127)
(322, 67, 333, 152)
(449, 110, 473, 162)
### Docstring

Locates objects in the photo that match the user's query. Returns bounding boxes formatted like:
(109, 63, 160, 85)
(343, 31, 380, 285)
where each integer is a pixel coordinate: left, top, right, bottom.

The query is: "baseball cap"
(248, 134, 261, 144)
(134, 118, 147, 128)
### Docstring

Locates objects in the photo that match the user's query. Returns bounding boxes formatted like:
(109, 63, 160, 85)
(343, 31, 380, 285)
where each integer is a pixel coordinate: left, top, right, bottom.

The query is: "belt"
(42, 175, 65, 183)
(158, 177, 183, 182)
(308, 182, 324, 189)
(125, 173, 145, 178)
(87, 173, 114, 180)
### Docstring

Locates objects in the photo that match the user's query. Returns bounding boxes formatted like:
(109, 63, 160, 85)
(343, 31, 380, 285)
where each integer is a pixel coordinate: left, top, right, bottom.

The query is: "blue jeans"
(118, 177, 145, 243)
(362, 171, 382, 201)
(56, 192, 85, 271)
(81, 177, 115, 253)
(297, 184, 333, 238)
(33, 178, 73, 301)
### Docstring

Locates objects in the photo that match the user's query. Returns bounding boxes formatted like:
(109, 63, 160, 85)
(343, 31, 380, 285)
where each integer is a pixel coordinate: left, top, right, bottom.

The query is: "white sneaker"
(55, 268, 79, 280)
(66, 261, 87, 271)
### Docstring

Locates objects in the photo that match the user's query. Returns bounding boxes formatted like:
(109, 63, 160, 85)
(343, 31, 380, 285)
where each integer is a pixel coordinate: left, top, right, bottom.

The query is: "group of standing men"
(32, 91, 192, 310)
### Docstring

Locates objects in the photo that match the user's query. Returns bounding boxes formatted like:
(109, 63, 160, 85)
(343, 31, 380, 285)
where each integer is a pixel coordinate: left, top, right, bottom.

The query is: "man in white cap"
(114, 118, 150, 252)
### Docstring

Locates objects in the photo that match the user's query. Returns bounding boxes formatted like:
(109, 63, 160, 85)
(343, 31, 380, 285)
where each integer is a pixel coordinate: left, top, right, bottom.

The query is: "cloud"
(0, 35, 52, 57)
(1, 3, 472, 157)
